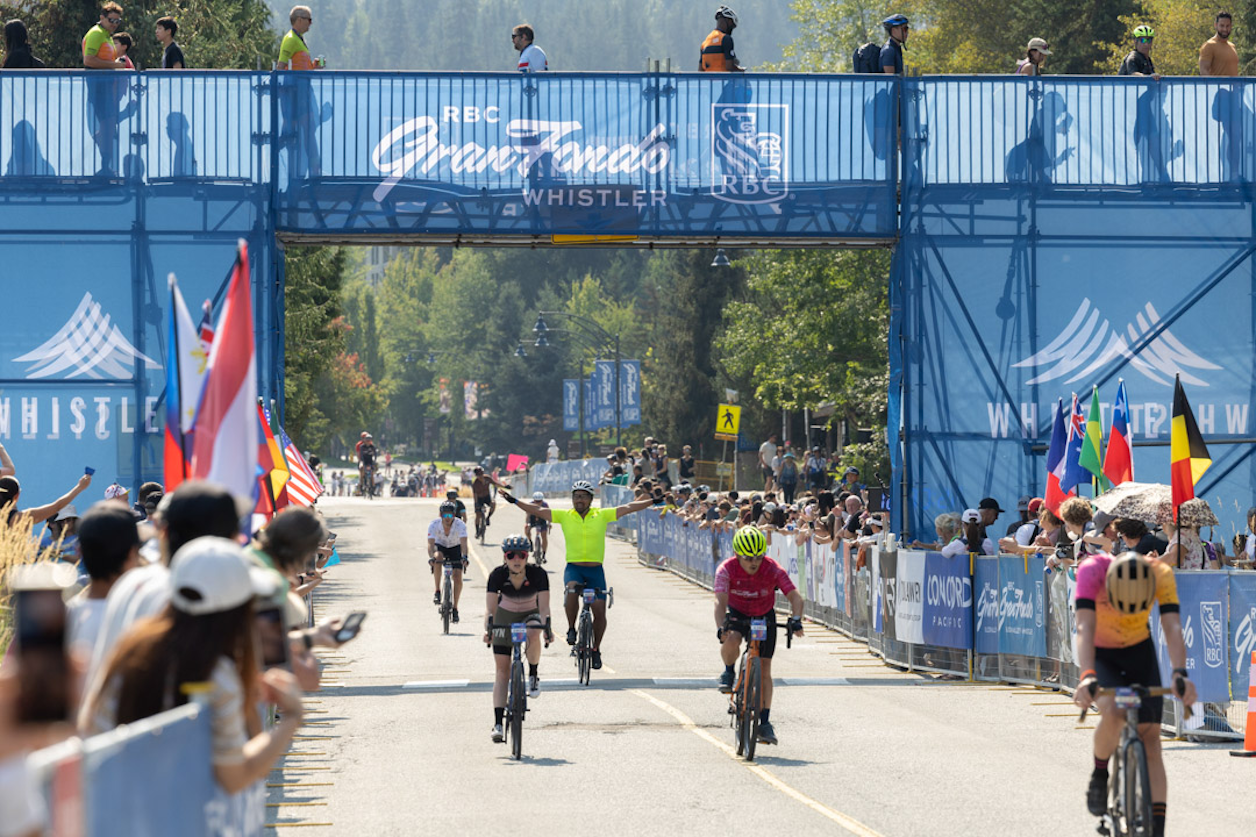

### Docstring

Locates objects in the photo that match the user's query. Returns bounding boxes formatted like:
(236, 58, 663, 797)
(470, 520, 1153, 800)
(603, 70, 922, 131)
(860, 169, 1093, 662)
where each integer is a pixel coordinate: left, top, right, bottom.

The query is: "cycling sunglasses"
(1136, 37, 1153, 43)
(505, 551, 528, 560)
(441, 512, 454, 519)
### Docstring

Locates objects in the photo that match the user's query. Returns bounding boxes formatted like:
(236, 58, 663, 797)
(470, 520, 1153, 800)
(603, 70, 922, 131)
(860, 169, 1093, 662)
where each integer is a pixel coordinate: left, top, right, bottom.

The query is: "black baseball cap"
(978, 497, 1005, 513)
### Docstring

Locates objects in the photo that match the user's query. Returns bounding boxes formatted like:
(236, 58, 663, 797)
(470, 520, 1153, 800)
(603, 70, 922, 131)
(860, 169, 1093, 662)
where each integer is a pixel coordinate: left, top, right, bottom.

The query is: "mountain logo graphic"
(1012, 298, 1218, 387)
(13, 292, 160, 380)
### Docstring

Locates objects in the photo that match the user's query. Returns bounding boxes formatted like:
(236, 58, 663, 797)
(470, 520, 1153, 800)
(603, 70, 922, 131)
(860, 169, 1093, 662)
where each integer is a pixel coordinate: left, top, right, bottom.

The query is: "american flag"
(280, 427, 323, 507)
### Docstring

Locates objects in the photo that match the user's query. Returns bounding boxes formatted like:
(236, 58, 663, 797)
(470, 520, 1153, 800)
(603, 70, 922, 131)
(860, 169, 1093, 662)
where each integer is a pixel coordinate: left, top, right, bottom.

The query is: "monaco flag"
(190, 242, 258, 502)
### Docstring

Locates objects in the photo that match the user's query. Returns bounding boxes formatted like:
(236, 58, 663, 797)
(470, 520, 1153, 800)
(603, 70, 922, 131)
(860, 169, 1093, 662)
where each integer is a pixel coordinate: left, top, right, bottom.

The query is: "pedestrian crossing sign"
(715, 404, 741, 440)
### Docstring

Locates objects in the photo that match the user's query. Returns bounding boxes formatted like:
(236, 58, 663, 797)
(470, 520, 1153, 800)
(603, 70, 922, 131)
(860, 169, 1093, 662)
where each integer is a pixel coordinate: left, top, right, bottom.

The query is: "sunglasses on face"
(1137, 37, 1153, 43)
(107, 17, 122, 23)
(442, 513, 453, 519)
(505, 551, 528, 560)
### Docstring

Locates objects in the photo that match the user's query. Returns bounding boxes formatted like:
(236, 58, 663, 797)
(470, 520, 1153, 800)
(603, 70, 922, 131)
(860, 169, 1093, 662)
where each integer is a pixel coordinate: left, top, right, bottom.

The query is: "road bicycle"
(360, 463, 375, 499)
(475, 505, 488, 542)
(1080, 683, 1187, 837)
(530, 529, 547, 565)
(725, 616, 794, 761)
(571, 584, 612, 686)
(438, 560, 463, 635)
(505, 622, 529, 760)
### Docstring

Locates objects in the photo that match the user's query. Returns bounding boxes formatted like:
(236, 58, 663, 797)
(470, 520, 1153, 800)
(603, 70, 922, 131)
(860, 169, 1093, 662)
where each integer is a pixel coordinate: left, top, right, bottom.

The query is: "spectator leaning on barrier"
(82, 537, 306, 795)
(699, 5, 744, 72)
(881, 13, 909, 75)
(1119, 25, 1159, 79)
(1160, 518, 1219, 570)
(512, 23, 546, 72)
(1114, 517, 1167, 557)
(1016, 37, 1051, 75)
(0, 472, 92, 527)
(1006, 495, 1033, 536)
(278, 5, 320, 70)
(67, 504, 141, 659)
(977, 497, 1003, 542)
(932, 512, 962, 556)
(1199, 12, 1238, 76)
(1052, 496, 1096, 570)
(82, 3, 126, 69)
(112, 31, 134, 69)
(155, 16, 184, 69)
(999, 497, 1045, 552)
(3, 19, 44, 69)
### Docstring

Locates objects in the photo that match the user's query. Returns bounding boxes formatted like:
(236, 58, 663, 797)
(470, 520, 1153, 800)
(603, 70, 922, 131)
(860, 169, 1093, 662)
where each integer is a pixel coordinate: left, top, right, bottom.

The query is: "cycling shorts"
(528, 518, 549, 531)
(1094, 638, 1162, 724)
(724, 606, 778, 659)
(430, 544, 464, 567)
(490, 608, 542, 655)
(474, 495, 493, 511)
(563, 564, 608, 600)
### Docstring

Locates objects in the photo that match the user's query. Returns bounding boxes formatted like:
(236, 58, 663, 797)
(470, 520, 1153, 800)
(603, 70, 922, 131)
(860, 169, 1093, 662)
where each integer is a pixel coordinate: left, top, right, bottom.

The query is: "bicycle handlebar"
(1077, 679, 1191, 722)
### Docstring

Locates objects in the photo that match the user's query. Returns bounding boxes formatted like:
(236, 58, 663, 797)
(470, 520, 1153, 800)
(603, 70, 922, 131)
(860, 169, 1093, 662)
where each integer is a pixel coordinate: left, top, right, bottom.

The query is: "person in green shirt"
(82, 2, 128, 177)
(503, 479, 651, 670)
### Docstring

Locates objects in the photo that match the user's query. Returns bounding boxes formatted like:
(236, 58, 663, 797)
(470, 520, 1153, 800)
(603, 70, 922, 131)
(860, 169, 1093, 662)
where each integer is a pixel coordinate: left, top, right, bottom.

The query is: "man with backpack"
(854, 14, 909, 74)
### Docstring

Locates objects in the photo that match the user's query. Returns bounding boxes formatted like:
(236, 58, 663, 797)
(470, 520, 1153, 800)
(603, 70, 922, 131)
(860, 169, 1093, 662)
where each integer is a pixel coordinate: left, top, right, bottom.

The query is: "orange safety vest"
(699, 29, 730, 71)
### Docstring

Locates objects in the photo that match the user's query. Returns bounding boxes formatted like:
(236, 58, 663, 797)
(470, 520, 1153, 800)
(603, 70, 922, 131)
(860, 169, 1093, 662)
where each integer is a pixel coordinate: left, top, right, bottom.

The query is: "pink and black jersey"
(714, 556, 795, 617)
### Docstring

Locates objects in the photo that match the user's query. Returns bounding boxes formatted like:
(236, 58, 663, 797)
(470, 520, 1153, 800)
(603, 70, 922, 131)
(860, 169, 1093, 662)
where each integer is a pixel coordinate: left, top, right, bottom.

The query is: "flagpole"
(170, 274, 189, 482)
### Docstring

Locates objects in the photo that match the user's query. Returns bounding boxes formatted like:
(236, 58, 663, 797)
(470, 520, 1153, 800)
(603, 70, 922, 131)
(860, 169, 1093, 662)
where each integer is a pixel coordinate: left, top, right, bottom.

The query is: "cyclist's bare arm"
(426, 537, 437, 560)
(460, 535, 469, 561)
(714, 592, 730, 631)
(615, 496, 655, 520)
(785, 590, 805, 629)
(507, 494, 552, 522)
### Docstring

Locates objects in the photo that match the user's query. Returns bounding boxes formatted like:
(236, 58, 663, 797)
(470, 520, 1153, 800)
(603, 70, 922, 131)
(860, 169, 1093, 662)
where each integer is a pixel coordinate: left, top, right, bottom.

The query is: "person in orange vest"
(699, 5, 744, 72)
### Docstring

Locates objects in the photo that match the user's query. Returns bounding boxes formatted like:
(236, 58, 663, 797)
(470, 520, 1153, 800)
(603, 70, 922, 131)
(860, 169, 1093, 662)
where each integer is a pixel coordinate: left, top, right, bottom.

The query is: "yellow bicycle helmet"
(1132, 24, 1155, 39)
(732, 526, 767, 558)
(1105, 552, 1157, 615)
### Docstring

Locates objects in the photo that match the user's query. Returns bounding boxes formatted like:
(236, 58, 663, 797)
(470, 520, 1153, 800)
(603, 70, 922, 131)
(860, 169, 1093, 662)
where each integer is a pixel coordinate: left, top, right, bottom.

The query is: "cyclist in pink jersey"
(713, 526, 804, 745)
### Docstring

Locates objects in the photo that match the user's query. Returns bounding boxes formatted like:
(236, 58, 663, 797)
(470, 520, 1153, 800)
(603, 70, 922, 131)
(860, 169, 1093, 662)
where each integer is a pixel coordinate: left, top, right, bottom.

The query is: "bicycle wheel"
(510, 658, 525, 760)
(1121, 736, 1152, 837)
(744, 656, 761, 761)
(441, 578, 452, 635)
(732, 659, 746, 755)
(577, 616, 592, 685)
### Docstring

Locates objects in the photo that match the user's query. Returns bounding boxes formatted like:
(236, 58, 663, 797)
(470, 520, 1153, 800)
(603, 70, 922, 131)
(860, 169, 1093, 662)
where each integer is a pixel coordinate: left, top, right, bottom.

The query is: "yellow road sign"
(716, 403, 741, 437)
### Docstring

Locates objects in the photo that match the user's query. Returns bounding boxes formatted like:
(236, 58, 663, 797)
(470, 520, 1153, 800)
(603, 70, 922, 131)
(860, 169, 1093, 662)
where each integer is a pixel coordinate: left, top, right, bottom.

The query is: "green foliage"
(3, 0, 277, 69)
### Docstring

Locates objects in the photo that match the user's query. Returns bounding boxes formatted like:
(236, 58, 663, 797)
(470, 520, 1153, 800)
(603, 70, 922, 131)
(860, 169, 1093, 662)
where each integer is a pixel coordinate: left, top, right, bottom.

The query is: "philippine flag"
(1103, 379, 1134, 487)
(1044, 398, 1073, 513)
(190, 241, 258, 502)
(163, 275, 205, 490)
(1059, 392, 1088, 495)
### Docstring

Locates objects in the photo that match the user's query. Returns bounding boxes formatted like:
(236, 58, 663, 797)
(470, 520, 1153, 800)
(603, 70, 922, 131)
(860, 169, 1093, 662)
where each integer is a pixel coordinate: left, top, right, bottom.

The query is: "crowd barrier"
(607, 487, 1253, 739)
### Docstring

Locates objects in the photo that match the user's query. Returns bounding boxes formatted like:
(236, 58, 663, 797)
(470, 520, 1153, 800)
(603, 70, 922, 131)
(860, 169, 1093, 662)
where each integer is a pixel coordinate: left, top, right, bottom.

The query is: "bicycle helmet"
(1105, 552, 1157, 615)
(883, 13, 909, 30)
(439, 500, 459, 516)
(446, 489, 458, 498)
(715, 5, 738, 25)
(571, 480, 595, 496)
(732, 525, 768, 558)
(531, 491, 545, 501)
(501, 534, 531, 554)
(1132, 24, 1155, 39)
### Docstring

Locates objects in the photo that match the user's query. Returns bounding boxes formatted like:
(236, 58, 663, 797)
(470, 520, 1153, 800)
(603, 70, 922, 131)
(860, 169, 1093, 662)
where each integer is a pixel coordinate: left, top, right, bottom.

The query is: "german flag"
(1170, 375, 1211, 508)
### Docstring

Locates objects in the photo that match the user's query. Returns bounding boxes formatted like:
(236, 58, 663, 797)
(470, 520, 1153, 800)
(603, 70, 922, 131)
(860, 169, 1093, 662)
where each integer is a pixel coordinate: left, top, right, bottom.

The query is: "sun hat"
(170, 536, 278, 616)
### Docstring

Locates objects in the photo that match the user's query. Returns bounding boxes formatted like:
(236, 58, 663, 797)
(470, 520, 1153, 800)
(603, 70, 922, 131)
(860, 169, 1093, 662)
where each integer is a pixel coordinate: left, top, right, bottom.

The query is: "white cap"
(170, 536, 278, 616)
(56, 504, 80, 521)
(763, 502, 778, 512)
(104, 483, 129, 500)
(868, 515, 885, 528)
(961, 508, 981, 524)
(548, 439, 557, 445)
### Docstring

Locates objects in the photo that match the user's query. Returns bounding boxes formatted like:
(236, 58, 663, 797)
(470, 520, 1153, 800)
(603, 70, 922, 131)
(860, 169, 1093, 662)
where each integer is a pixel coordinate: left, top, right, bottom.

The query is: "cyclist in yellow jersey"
(1072, 552, 1196, 837)
(502, 480, 651, 669)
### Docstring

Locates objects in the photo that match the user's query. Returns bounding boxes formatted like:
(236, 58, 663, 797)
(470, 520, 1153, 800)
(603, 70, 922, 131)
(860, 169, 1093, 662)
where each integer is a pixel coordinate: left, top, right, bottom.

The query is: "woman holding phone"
(0, 472, 92, 526)
(484, 535, 552, 743)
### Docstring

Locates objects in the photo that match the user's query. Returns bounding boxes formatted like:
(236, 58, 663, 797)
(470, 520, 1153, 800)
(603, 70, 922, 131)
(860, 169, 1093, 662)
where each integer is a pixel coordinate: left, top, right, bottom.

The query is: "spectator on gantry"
(758, 433, 778, 492)
(1119, 25, 1160, 79)
(1016, 37, 1051, 75)
(82, 537, 306, 795)
(512, 23, 547, 72)
(112, 31, 134, 69)
(66, 504, 140, 662)
(155, 16, 185, 69)
(278, 5, 320, 70)
(3, 19, 44, 69)
(699, 5, 744, 72)
(1199, 12, 1238, 77)
(881, 13, 909, 75)
(0, 472, 92, 527)
(82, 3, 126, 70)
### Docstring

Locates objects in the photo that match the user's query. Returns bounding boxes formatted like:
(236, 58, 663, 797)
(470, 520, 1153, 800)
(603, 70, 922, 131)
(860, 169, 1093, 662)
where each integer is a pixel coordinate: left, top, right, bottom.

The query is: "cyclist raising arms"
(427, 500, 470, 619)
(1072, 551, 1196, 837)
(503, 480, 652, 670)
(484, 535, 553, 742)
(714, 526, 804, 746)
(523, 491, 550, 562)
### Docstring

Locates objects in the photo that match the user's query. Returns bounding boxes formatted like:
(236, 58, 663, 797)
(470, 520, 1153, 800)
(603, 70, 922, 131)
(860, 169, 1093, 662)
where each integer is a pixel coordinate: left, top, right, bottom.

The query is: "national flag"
(255, 403, 278, 517)
(163, 275, 207, 490)
(190, 241, 258, 503)
(281, 428, 323, 507)
(197, 299, 215, 349)
(1078, 385, 1109, 492)
(1044, 398, 1073, 513)
(1103, 379, 1134, 486)
(1059, 392, 1088, 495)
(256, 400, 290, 514)
(1170, 375, 1211, 508)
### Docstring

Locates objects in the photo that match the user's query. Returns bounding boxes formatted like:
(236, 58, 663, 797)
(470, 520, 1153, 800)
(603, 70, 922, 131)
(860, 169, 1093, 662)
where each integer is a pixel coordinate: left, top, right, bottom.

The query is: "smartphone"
(334, 611, 366, 644)
(255, 606, 289, 669)
(84, 466, 96, 476)
(14, 576, 70, 723)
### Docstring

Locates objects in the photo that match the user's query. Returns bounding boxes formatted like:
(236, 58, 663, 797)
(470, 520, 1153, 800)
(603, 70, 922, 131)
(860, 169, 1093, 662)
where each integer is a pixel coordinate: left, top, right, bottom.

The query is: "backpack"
(853, 42, 882, 74)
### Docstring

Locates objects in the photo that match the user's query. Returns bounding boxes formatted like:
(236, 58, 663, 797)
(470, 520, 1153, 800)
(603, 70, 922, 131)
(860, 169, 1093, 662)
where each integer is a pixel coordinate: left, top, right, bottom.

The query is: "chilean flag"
(1059, 392, 1088, 495)
(1103, 379, 1134, 486)
(1044, 398, 1073, 513)
(190, 241, 258, 502)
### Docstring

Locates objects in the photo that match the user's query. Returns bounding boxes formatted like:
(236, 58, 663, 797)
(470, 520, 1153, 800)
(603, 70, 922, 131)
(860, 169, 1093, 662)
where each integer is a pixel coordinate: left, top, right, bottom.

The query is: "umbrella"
(1156, 498, 1219, 528)
(1092, 482, 1171, 523)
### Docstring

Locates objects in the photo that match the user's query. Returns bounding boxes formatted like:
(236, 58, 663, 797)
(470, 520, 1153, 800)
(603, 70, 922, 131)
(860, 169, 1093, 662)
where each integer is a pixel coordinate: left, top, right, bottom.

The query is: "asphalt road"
(266, 496, 1251, 837)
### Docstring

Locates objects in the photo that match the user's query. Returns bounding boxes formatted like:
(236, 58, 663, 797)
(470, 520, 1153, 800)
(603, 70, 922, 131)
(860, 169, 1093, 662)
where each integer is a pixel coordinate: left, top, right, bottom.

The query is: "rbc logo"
(711, 104, 788, 205)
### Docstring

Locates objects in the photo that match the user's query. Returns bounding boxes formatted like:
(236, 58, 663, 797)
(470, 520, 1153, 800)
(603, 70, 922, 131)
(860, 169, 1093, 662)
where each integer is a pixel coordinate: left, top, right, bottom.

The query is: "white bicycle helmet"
(532, 491, 545, 501)
(715, 5, 738, 25)
(571, 480, 595, 495)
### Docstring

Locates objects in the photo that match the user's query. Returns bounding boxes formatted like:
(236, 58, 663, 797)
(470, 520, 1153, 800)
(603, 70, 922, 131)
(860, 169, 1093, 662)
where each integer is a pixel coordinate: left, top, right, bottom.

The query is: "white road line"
(652, 678, 717, 687)
(631, 689, 887, 837)
(781, 677, 851, 687)
(402, 679, 471, 689)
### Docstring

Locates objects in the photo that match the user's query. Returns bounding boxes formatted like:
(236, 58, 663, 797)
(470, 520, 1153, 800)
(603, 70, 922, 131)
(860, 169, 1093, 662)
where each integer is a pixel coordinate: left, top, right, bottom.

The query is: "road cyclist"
(485, 535, 552, 744)
(1071, 551, 1196, 837)
(471, 467, 502, 540)
(445, 487, 467, 522)
(714, 526, 804, 746)
(355, 432, 378, 498)
(427, 500, 470, 623)
(502, 480, 652, 670)
(524, 491, 550, 564)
